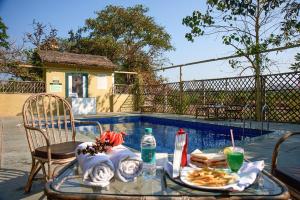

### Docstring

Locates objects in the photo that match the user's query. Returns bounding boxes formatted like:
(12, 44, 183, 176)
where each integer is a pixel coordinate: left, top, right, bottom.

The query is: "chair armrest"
(74, 120, 103, 135)
(271, 131, 300, 174)
(24, 125, 51, 147)
(23, 125, 52, 164)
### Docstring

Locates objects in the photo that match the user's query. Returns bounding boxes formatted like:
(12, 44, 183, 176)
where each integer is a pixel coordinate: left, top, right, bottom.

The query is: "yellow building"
(39, 50, 117, 114)
(0, 50, 134, 117)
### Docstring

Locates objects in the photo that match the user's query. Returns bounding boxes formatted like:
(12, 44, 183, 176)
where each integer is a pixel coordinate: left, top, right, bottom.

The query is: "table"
(45, 160, 290, 199)
(225, 105, 244, 120)
(195, 104, 226, 119)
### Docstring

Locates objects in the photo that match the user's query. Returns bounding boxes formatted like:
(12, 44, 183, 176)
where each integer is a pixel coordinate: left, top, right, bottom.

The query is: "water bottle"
(141, 127, 156, 178)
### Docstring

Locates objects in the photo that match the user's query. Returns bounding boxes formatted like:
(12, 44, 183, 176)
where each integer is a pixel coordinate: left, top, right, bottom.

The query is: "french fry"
(186, 168, 237, 187)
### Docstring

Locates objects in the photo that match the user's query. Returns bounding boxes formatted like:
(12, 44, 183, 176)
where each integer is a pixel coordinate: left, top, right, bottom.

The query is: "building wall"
(0, 93, 135, 117)
(88, 71, 113, 112)
(0, 65, 135, 117)
(45, 66, 114, 113)
(112, 94, 135, 112)
(0, 94, 32, 116)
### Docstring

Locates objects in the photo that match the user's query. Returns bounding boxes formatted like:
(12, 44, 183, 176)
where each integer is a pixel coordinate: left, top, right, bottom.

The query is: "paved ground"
(0, 117, 92, 200)
(0, 114, 299, 200)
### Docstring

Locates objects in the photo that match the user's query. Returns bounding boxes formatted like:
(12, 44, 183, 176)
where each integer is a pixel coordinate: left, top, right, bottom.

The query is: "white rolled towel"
(108, 145, 143, 182)
(76, 142, 115, 187)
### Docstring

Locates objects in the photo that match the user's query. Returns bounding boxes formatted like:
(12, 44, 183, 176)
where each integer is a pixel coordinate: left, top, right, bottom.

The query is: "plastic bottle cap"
(145, 128, 152, 133)
(177, 128, 185, 134)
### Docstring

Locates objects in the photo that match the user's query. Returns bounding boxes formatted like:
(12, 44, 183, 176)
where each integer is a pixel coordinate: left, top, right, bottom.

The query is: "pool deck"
(0, 113, 299, 199)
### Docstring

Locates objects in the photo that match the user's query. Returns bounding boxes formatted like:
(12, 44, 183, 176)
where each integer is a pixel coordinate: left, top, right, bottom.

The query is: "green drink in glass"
(226, 147, 244, 173)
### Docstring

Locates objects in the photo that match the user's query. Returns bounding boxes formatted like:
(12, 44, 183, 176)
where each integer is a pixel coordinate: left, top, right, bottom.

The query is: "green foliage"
(0, 18, 43, 81)
(282, 1, 300, 41)
(20, 49, 43, 81)
(0, 17, 9, 49)
(64, 35, 122, 63)
(182, 0, 300, 73)
(290, 53, 300, 71)
(19, 20, 59, 80)
(183, 0, 300, 121)
(64, 5, 174, 84)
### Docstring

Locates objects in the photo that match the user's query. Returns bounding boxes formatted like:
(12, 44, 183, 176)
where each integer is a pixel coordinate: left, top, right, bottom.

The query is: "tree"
(0, 17, 28, 80)
(0, 19, 59, 80)
(291, 53, 300, 71)
(25, 20, 58, 50)
(64, 5, 174, 84)
(0, 16, 11, 69)
(0, 17, 9, 49)
(182, 0, 300, 120)
(23, 20, 59, 80)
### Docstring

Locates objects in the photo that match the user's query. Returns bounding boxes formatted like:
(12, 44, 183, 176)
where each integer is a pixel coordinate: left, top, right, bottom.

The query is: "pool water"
(76, 116, 271, 154)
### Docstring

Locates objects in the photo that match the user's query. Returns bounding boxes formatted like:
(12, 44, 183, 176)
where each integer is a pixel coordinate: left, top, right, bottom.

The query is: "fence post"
(179, 66, 183, 114)
(261, 75, 266, 120)
(164, 84, 167, 112)
(203, 81, 206, 105)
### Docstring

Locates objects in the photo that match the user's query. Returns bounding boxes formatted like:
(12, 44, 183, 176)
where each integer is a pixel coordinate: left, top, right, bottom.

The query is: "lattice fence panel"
(0, 81, 45, 93)
(142, 76, 256, 117)
(264, 72, 300, 123)
(114, 84, 134, 94)
(120, 72, 300, 123)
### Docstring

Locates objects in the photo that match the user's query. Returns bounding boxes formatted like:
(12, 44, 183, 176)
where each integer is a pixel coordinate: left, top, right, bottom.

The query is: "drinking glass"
(226, 147, 244, 173)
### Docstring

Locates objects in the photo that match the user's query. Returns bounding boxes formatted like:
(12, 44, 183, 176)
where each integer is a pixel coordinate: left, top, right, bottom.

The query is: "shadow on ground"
(0, 168, 46, 200)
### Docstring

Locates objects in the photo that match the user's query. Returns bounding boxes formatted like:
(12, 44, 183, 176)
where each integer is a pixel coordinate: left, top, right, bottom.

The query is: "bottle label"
(141, 147, 156, 164)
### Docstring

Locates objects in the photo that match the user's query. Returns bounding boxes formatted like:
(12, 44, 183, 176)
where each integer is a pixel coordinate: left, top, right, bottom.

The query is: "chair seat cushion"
(34, 141, 82, 159)
(273, 166, 300, 191)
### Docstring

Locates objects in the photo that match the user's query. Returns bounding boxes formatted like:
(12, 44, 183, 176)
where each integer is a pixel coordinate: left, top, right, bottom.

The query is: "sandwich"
(190, 149, 227, 168)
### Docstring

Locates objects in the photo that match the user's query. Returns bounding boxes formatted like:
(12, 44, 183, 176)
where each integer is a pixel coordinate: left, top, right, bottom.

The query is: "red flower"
(99, 130, 126, 146)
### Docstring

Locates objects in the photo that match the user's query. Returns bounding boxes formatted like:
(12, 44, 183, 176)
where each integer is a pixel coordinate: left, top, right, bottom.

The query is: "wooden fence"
(0, 80, 45, 93)
(115, 72, 300, 123)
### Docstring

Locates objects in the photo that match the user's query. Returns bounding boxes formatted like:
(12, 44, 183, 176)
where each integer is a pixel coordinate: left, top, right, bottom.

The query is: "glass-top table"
(45, 160, 289, 199)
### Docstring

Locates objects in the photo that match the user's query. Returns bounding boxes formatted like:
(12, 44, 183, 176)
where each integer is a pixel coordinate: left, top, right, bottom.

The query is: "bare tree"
(24, 20, 58, 50)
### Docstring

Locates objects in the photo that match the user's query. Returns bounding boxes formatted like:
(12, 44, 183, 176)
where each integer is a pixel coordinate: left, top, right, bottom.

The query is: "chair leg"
(52, 164, 63, 178)
(48, 162, 52, 180)
(24, 159, 42, 193)
(41, 163, 48, 181)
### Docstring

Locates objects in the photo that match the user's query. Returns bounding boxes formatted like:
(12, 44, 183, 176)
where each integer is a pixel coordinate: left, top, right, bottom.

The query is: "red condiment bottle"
(177, 128, 188, 167)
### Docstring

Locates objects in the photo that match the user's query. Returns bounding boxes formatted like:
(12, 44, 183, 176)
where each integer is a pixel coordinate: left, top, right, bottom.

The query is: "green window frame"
(65, 73, 88, 98)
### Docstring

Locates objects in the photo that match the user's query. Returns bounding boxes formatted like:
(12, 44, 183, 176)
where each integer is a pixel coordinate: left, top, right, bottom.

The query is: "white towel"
(76, 142, 115, 187)
(232, 160, 265, 191)
(108, 145, 143, 182)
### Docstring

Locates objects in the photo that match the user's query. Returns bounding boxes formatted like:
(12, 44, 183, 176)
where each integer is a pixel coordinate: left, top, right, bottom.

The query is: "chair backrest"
(22, 93, 76, 152)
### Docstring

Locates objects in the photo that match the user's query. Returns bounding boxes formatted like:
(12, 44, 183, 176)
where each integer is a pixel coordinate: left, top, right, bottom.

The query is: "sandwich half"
(190, 149, 227, 168)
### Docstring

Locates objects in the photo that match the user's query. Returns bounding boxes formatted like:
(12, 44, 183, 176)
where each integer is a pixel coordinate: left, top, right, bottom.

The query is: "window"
(66, 73, 88, 98)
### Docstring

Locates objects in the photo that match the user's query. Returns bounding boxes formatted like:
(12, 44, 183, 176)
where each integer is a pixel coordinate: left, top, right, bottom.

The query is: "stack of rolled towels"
(76, 142, 143, 187)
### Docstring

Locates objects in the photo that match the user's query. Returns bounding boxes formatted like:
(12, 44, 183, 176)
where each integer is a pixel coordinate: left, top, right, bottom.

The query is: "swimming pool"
(76, 116, 271, 153)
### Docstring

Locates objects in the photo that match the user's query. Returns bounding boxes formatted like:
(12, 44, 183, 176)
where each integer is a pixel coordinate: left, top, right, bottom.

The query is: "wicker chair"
(22, 93, 103, 192)
(271, 131, 300, 199)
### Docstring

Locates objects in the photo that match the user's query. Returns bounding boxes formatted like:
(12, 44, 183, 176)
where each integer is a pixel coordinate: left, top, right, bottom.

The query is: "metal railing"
(113, 84, 134, 94)
(261, 104, 270, 134)
(242, 103, 253, 135)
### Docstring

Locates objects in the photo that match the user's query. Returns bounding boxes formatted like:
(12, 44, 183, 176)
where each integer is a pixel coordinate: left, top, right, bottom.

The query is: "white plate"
(180, 167, 239, 191)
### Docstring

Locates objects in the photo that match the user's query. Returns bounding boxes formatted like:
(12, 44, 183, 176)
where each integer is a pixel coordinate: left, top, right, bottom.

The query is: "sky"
(0, 0, 299, 82)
